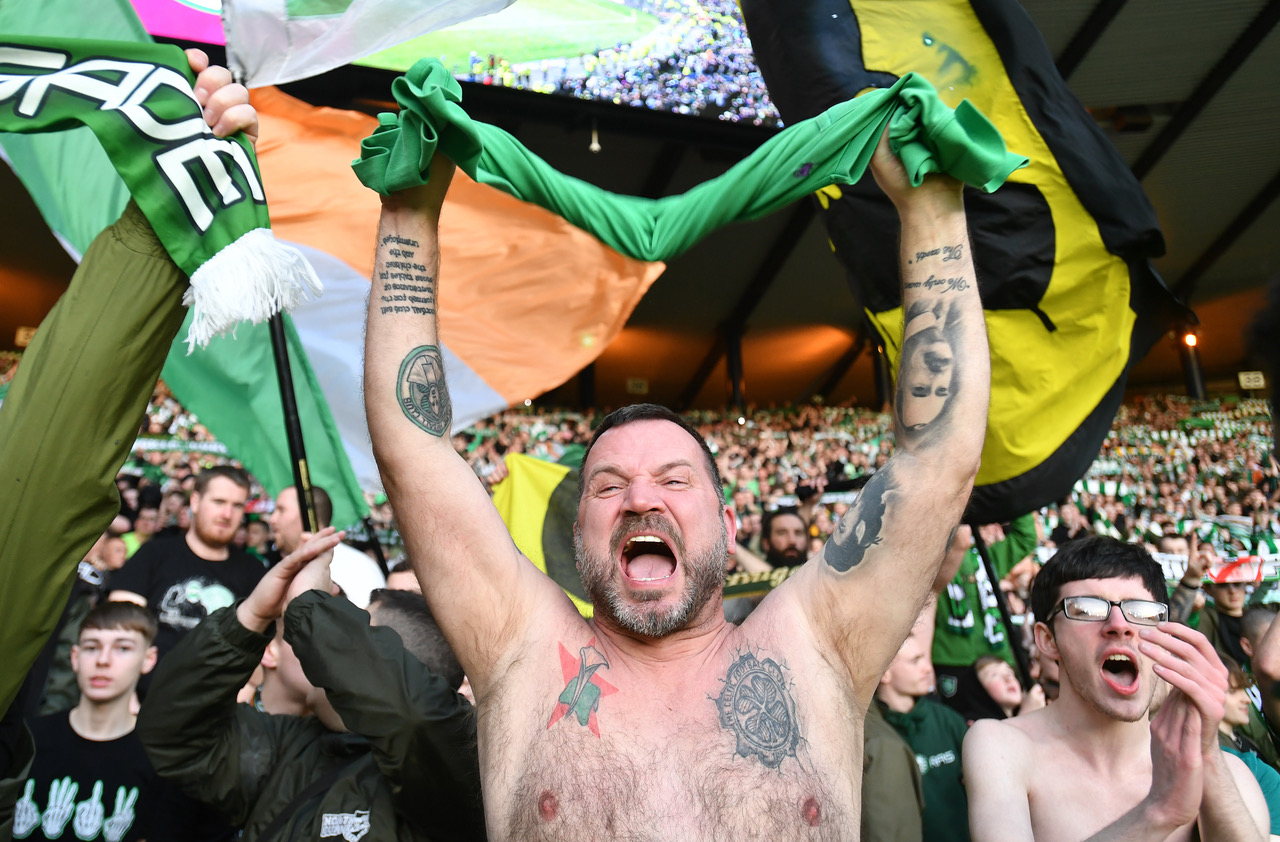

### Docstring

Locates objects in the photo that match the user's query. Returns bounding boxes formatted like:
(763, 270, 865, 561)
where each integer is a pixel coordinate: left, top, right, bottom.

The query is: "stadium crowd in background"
(459, 0, 782, 126)
(3, 50, 1278, 842)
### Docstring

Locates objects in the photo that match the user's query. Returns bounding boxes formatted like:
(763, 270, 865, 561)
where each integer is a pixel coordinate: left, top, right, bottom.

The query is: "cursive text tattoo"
(397, 345, 452, 436)
(715, 651, 800, 769)
(377, 236, 436, 317)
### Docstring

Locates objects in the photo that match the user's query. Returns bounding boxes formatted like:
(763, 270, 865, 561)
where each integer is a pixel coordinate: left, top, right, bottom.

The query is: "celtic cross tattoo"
(397, 345, 452, 436)
(715, 651, 800, 768)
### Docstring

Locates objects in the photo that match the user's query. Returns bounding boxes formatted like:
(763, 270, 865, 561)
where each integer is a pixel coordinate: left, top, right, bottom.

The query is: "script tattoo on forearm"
(904, 242, 969, 292)
(396, 345, 452, 436)
(377, 235, 436, 317)
(823, 466, 892, 572)
(714, 650, 800, 769)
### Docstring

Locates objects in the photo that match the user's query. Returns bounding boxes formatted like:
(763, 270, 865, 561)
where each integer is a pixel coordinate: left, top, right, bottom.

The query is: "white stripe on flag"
(288, 243, 508, 493)
(224, 0, 517, 88)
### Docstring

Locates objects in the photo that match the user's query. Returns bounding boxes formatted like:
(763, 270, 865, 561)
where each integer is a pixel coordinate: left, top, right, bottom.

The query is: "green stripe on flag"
(0, 0, 144, 255)
(162, 311, 368, 530)
(1, 0, 369, 530)
(286, 0, 355, 17)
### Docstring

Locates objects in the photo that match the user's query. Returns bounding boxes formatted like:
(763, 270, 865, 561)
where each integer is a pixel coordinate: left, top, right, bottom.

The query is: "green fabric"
(934, 514, 1037, 668)
(0, 36, 320, 348)
(0, 201, 187, 717)
(0, 0, 143, 256)
(137, 595, 484, 841)
(352, 59, 1027, 261)
(161, 312, 370, 531)
(1239, 702, 1280, 772)
(862, 702, 924, 842)
(880, 698, 970, 842)
(0, 38, 262, 276)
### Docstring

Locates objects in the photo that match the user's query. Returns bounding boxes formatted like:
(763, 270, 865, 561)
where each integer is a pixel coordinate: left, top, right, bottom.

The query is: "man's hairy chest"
(478, 633, 862, 841)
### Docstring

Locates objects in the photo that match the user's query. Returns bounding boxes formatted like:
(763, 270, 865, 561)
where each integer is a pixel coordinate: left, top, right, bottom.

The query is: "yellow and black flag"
(740, 0, 1187, 523)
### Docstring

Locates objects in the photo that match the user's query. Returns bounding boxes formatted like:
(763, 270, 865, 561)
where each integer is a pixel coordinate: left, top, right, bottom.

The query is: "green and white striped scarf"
(0, 37, 319, 348)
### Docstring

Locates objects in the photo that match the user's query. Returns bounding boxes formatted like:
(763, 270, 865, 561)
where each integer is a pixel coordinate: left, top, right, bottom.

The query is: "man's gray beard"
(575, 518, 728, 638)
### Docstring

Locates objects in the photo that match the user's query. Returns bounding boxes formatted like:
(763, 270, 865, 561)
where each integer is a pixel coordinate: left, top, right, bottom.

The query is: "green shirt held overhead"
(352, 59, 1028, 261)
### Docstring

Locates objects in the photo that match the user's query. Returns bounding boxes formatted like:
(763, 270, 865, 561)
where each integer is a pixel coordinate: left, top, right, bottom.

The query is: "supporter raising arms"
(364, 128, 989, 840)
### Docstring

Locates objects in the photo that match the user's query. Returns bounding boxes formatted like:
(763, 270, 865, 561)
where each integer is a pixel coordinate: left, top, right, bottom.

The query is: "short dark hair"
(385, 555, 413, 576)
(578, 403, 721, 499)
(368, 589, 464, 690)
(762, 507, 805, 541)
(84, 601, 158, 646)
(1031, 536, 1168, 627)
(194, 465, 251, 496)
(288, 485, 333, 529)
(1242, 606, 1278, 648)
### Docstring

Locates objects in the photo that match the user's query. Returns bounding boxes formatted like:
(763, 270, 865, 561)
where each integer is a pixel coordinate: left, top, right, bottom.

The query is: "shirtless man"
(364, 134, 989, 839)
(964, 536, 1268, 841)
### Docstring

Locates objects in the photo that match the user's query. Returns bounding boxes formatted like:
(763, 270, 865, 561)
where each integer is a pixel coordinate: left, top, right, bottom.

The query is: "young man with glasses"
(963, 536, 1268, 841)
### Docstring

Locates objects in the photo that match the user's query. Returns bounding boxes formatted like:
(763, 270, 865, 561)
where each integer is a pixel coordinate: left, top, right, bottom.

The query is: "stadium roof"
(3, 0, 1277, 411)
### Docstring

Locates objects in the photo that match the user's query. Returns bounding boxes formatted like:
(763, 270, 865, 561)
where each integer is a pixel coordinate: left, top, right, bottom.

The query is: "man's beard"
(193, 511, 235, 549)
(575, 513, 727, 638)
(766, 547, 804, 567)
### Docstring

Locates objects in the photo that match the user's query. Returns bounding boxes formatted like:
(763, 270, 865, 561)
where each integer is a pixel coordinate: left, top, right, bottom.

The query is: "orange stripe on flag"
(251, 87, 665, 405)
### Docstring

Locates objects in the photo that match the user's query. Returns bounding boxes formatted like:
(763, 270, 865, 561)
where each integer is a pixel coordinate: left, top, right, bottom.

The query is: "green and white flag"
(0, 0, 367, 528)
(0, 36, 320, 348)
(222, 0, 518, 87)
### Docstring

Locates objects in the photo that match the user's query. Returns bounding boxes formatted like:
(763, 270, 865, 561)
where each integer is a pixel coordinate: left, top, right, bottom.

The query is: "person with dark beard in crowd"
(109, 466, 264, 662)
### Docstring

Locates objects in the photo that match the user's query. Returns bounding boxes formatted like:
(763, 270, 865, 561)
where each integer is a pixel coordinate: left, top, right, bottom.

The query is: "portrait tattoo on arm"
(897, 241, 971, 445)
(714, 650, 800, 769)
(822, 467, 893, 572)
(397, 345, 452, 436)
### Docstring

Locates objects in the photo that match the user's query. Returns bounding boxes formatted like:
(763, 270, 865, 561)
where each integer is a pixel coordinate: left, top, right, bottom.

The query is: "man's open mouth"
(621, 534, 677, 582)
(1100, 653, 1139, 695)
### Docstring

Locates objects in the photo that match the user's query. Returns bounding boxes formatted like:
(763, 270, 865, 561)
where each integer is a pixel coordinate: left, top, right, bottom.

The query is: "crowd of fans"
(8, 362, 1278, 839)
(457, 0, 782, 126)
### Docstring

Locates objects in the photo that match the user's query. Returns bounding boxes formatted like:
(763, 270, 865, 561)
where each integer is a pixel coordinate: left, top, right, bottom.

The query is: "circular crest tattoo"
(716, 652, 800, 768)
(397, 345, 451, 436)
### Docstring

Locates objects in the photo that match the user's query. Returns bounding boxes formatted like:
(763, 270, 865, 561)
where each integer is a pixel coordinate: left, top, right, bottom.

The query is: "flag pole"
(268, 313, 320, 533)
(225, 56, 320, 536)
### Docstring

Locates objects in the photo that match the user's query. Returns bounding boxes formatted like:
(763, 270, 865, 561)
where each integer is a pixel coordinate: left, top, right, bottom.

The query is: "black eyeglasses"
(1048, 596, 1168, 626)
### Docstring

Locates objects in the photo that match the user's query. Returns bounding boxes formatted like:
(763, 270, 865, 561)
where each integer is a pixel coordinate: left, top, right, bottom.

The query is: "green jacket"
(934, 514, 1037, 669)
(879, 698, 971, 842)
(136, 591, 485, 842)
(861, 702, 924, 842)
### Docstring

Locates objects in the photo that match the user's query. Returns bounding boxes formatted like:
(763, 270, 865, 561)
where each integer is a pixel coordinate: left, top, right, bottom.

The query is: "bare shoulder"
(966, 714, 1035, 756)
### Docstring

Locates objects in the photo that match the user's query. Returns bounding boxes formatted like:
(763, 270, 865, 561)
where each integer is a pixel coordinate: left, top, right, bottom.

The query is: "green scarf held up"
(352, 59, 1029, 261)
(0, 37, 320, 349)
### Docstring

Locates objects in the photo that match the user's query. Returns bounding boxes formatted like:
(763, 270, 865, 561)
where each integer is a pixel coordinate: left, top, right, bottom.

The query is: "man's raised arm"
(364, 158, 552, 690)
(780, 129, 990, 691)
